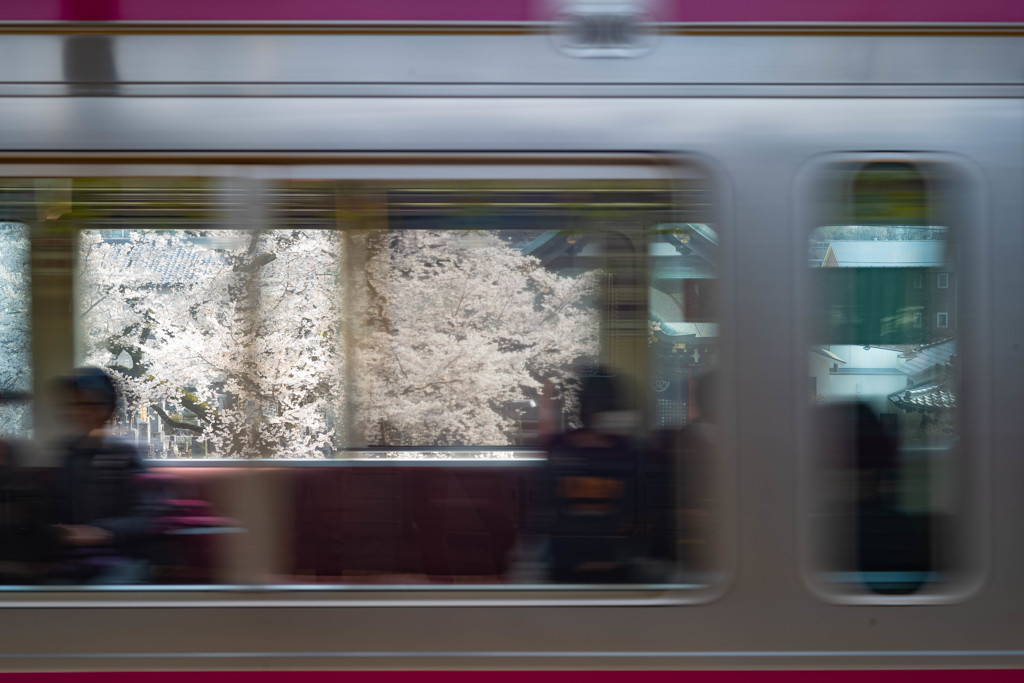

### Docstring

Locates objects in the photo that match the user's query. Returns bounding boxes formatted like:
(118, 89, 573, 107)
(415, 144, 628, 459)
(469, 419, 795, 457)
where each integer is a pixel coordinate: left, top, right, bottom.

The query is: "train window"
(0, 164, 724, 595)
(806, 161, 965, 596)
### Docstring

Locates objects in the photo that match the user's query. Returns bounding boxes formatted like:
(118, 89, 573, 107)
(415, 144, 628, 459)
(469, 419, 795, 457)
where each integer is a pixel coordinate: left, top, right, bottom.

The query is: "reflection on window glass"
(809, 163, 958, 595)
(0, 223, 31, 438)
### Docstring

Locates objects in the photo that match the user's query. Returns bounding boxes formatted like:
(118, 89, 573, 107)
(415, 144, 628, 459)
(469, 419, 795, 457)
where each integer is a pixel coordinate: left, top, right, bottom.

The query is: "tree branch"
(149, 404, 204, 434)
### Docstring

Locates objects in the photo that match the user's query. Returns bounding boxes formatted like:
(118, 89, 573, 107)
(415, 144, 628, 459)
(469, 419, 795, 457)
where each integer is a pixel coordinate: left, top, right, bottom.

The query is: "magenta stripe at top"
(1, 0, 1024, 23)
(0, 671, 1022, 682)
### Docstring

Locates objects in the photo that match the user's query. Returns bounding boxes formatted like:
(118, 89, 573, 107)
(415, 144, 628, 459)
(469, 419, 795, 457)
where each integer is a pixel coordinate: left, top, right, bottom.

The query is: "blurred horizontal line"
(0, 21, 1022, 36)
(2, 649, 1024, 660)
(0, 84, 1020, 98)
(147, 457, 546, 467)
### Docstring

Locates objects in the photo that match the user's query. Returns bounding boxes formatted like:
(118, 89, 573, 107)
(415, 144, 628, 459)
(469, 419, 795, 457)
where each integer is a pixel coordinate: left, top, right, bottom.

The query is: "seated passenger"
(47, 367, 154, 584)
(545, 370, 640, 583)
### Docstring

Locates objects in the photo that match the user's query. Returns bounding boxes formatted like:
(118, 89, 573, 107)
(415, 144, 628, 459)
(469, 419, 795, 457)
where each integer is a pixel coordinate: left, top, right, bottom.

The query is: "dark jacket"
(51, 434, 153, 553)
(544, 429, 640, 582)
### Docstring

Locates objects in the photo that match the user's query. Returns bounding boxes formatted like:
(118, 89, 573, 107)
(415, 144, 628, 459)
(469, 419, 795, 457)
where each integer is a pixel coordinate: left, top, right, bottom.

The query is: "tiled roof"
(825, 240, 946, 267)
(833, 368, 905, 375)
(889, 382, 956, 412)
(91, 239, 224, 284)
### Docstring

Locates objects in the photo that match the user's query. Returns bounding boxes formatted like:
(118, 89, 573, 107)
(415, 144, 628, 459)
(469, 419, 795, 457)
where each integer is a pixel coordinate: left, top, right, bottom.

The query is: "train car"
(0, 0, 1021, 677)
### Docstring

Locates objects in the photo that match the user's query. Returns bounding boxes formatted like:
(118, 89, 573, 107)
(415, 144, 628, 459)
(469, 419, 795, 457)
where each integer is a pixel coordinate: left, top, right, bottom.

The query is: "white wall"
(829, 345, 902, 368)
(809, 352, 833, 401)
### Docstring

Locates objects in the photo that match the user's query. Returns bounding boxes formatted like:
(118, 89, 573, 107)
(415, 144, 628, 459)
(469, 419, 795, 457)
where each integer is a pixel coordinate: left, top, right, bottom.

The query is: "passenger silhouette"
(545, 369, 640, 583)
(48, 367, 154, 584)
(815, 401, 930, 594)
(850, 403, 930, 594)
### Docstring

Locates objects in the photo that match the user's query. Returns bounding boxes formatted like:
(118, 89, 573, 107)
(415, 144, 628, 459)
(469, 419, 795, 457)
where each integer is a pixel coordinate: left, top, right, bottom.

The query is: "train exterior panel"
(0, 0, 1020, 674)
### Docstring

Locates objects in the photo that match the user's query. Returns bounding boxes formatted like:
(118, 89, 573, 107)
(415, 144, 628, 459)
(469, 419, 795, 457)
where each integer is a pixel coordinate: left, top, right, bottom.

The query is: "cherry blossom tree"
(79, 229, 342, 458)
(78, 228, 599, 458)
(352, 230, 599, 447)
(0, 223, 32, 437)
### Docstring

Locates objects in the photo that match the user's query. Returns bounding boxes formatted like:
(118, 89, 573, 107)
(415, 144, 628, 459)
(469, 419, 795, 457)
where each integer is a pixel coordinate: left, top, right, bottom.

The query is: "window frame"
(0, 153, 735, 608)
(795, 152, 989, 606)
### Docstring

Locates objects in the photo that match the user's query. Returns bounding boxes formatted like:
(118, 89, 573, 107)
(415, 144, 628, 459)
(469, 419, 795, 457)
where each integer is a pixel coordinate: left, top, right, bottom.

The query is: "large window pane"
(0, 170, 720, 592)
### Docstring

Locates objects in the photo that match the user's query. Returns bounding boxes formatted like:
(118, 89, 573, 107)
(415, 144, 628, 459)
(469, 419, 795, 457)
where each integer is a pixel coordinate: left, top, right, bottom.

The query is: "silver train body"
(0, 23, 1021, 672)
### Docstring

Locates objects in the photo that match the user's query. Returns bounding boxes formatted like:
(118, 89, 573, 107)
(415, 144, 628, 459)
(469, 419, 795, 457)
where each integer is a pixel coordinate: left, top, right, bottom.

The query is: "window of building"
(937, 271, 949, 289)
(937, 312, 949, 328)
